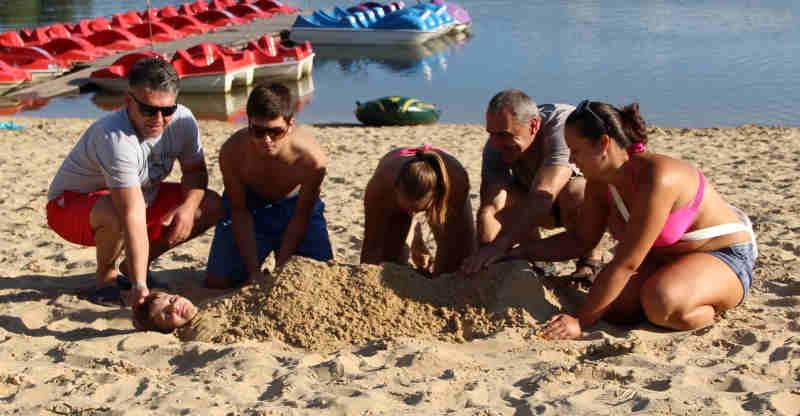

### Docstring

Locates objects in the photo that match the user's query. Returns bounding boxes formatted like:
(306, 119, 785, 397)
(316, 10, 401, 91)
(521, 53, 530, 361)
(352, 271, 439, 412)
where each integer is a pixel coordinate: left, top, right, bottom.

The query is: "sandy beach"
(0, 117, 798, 415)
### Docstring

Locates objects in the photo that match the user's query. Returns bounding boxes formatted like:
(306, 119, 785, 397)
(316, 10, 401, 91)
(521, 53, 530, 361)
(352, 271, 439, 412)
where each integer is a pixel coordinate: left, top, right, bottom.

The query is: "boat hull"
(290, 27, 440, 45)
(253, 54, 314, 81)
(177, 67, 254, 93)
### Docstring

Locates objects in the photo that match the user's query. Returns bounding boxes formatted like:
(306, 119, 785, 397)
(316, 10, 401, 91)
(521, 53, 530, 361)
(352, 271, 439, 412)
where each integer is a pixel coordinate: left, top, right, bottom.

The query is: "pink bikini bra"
(608, 167, 705, 247)
(609, 143, 754, 249)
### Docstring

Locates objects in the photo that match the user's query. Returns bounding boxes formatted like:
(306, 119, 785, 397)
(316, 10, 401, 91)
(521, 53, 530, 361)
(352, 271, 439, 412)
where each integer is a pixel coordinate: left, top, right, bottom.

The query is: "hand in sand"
(460, 244, 506, 275)
(243, 270, 266, 286)
(163, 204, 196, 246)
(542, 314, 581, 340)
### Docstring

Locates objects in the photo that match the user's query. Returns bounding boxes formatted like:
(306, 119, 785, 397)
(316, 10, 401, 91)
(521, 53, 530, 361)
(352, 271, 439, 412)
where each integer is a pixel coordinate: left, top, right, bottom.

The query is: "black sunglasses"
(575, 100, 606, 135)
(129, 93, 178, 118)
(249, 122, 289, 140)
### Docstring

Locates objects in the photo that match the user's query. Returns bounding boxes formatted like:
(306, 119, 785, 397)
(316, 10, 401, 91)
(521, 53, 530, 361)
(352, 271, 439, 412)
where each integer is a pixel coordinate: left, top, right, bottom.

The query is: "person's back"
(362, 145, 475, 275)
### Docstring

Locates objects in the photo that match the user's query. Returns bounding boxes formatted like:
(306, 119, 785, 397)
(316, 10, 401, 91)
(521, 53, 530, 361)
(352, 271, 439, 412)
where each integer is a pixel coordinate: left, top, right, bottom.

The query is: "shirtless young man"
(204, 83, 333, 288)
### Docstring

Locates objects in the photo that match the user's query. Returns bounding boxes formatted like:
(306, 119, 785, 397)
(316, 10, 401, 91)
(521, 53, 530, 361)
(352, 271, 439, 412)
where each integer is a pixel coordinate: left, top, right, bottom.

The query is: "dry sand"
(0, 117, 798, 414)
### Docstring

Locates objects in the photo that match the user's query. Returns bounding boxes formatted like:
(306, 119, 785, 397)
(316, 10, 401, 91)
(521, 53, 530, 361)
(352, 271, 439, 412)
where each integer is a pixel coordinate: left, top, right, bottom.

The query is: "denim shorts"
(707, 242, 757, 300)
(206, 192, 333, 285)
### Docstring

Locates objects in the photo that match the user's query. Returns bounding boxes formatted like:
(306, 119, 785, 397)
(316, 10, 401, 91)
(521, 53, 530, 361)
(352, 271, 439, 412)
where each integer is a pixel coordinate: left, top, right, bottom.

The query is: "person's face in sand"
(248, 115, 294, 156)
(564, 124, 611, 179)
(149, 292, 197, 331)
(126, 86, 178, 139)
(486, 108, 540, 164)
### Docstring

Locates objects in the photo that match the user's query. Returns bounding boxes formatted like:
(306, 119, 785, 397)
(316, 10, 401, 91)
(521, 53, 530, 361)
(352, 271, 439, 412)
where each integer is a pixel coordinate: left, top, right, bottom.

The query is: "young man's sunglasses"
(249, 122, 289, 140)
(129, 93, 178, 118)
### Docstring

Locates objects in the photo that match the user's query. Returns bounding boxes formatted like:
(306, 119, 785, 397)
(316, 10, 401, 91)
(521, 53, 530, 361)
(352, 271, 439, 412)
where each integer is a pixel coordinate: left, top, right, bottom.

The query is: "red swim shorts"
(46, 182, 183, 246)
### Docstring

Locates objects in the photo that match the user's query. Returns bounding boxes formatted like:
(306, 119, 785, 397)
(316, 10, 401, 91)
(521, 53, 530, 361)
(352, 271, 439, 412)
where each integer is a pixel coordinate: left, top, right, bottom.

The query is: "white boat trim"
(253, 54, 314, 81)
(178, 67, 254, 93)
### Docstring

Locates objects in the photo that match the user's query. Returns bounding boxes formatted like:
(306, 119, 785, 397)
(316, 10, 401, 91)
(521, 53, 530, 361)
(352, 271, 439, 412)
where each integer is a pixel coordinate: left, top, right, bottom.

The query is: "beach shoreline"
(0, 117, 798, 414)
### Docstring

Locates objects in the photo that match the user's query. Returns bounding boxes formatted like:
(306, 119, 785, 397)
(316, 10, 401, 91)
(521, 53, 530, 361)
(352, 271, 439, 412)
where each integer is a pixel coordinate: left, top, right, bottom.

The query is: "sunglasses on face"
(249, 122, 289, 140)
(575, 100, 606, 135)
(129, 93, 178, 118)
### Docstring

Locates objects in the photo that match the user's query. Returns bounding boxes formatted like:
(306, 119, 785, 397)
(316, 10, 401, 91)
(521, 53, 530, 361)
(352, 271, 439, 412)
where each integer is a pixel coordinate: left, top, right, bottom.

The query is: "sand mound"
(178, 258, 565, 350)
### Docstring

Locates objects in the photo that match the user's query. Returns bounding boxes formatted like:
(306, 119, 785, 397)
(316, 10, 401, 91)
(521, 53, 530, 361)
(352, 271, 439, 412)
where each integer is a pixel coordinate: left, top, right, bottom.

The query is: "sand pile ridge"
(180, 257, 568, 350)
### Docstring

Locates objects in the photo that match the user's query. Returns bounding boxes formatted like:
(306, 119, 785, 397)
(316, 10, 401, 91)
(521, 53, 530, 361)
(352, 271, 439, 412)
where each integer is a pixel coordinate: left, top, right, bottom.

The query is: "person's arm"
(274, 158, 327, 269)
(164, 115, 207, 245)
(512, 178, 609, 261)
(464, 164, 572, 274)
(493, 164, 572, 251)
(220, 144, 262, 282)
(110, 186, 149, 303)
(164, 158, 208, 245)
(360, 174, 389, 265)
(433, 190, 476, 275)
(476, 144, 512, 244)
(544, 164, 678, 339)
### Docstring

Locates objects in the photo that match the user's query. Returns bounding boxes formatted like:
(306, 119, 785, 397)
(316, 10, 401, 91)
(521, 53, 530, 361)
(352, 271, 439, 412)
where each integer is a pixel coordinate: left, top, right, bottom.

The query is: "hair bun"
(620, 103, 648, 145)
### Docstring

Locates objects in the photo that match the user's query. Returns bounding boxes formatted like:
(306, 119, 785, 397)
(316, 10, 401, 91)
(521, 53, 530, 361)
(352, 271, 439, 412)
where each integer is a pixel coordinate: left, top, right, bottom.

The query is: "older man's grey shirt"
(481, 103, 575, 192)
(47, 105, 203, 205)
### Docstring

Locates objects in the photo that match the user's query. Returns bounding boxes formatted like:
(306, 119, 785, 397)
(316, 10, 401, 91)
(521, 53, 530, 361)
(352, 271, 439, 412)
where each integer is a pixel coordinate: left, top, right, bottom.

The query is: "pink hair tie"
(627, 142, 646, 155)
(396, 143, 433, 157)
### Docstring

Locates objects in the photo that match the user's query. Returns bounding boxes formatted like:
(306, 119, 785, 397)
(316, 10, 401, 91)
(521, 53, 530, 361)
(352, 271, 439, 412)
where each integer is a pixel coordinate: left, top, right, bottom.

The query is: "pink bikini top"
(608, 143, 705, 247)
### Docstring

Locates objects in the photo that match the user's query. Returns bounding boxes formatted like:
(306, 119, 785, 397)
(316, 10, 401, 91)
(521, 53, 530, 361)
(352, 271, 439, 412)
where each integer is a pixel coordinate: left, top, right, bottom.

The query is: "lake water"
(1, 0, 799, 127)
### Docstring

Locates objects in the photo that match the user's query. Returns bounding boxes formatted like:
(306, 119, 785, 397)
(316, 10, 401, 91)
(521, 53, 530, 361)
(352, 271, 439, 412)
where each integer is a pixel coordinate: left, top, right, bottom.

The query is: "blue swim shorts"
(206, 192, 333, 284)
(707, 242, 757, 301)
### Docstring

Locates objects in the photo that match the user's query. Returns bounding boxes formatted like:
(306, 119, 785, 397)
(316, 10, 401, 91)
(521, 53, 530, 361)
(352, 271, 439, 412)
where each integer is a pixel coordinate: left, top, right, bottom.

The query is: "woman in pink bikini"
(514, 101, 757, 340)
(361, 145, 476, 275)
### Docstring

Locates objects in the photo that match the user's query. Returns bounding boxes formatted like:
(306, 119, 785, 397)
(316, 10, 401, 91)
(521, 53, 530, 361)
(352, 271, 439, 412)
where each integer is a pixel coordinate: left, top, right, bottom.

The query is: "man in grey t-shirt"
(46, 58, 222, 305)
(461, 89, 602, 278)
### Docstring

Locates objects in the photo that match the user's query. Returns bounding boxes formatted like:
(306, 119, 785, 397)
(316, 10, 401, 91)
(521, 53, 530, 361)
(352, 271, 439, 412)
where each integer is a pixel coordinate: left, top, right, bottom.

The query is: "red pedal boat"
(160, 15, 212, 35)
(128, 22, 185, 43)
(245, 35, 314, 81)
(0, 46, 67, 81)
(194, 9, 247, 28)
(68, 18, 112, 37)
(111, 11, 144, 29)
(0, 32, 25, 48)
(0, 60, 31, 94)
(40, 37, 111, 64)
(84, 28, 149, 51)
(89, 51, 165, 92)
(171, 42, 255, 93)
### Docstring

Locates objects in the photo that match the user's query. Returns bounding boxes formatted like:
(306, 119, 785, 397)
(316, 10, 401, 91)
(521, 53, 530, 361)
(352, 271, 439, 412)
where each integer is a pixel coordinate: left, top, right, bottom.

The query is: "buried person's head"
(133, 292, 198, 333)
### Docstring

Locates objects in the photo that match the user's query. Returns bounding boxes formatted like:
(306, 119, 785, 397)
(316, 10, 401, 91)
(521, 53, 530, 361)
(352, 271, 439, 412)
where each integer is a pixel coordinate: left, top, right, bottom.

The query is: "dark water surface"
(1, 0, 798, 127)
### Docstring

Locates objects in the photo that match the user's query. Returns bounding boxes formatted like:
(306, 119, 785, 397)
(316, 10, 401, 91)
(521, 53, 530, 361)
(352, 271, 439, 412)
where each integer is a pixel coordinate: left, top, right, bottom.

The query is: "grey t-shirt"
(481, 103, 575, 192)
(47, 105, 203, 205)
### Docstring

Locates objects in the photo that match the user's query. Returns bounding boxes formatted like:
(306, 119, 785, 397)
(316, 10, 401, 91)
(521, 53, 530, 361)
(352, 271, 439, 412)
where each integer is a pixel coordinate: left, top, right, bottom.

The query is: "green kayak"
(355, 96, 441, 126)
